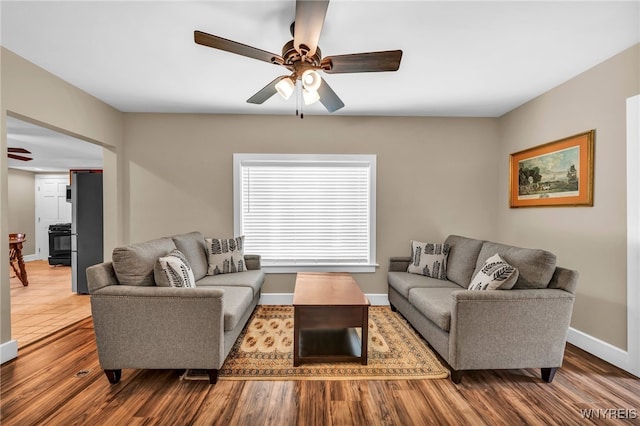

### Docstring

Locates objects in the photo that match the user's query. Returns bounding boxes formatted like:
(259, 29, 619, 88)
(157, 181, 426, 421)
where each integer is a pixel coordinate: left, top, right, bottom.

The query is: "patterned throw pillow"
(205, 236, 246, 275)
(154, 249, 196, 288)
(468, 253, 519, 290)
(407, 241, 450, 280)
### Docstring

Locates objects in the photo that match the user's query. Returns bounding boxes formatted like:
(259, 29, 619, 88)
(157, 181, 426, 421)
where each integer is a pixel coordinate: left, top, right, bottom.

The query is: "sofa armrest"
(91, 284, 225, 298)
(87, 262, 118, 293)
(448, 289, 575, 371)
(452, 288, 575, 303)
(245, 254, 261, 270)
(90, 285, 226, 370)
(389, 256, 411, 272)
(548, 266, 579, 294)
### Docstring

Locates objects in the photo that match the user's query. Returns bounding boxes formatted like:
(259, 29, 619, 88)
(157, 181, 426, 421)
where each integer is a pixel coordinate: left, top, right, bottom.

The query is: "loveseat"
(87, 231, 264, 385)
(388, 235, 578, 384)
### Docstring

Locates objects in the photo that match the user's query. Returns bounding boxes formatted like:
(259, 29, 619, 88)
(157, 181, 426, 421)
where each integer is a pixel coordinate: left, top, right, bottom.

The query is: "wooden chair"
(9, 233, 29, 286)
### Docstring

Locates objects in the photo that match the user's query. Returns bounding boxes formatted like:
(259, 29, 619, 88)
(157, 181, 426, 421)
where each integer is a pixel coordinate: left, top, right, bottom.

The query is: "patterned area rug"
(183, 305, 449, 381)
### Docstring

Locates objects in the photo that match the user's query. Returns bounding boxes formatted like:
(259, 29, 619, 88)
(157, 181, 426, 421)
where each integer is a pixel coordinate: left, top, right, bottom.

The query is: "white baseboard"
(1, 340, 18, 364)
(259, 293, 390, 306)
(259, 293, 293, 305)
(567, 327, 637, 377)
(23, 254, 39, 262)
(366, 294, 390, 306)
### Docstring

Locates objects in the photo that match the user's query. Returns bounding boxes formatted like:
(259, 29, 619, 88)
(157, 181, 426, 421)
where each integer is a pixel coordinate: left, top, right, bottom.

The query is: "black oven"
(49, 223, 72, 266)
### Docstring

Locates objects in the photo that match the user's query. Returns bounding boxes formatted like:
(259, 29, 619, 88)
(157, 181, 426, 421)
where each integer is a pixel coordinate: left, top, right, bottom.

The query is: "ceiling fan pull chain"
(298, 80, 304, 119)
(295, 79, 300, 117)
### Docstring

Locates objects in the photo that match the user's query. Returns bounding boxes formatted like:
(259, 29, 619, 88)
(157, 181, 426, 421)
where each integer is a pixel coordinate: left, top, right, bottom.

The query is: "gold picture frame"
(510, 130, 595, 208)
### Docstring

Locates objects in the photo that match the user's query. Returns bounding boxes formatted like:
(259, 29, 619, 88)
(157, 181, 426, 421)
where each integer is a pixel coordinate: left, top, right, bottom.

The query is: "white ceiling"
(2, 1, 639, 171)
(6, 116, 103, 172)
(2, 1, 639, 118)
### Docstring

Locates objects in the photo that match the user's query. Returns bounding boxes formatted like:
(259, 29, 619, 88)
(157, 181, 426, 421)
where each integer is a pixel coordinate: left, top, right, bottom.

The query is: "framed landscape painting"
(510, 130, 595, 208)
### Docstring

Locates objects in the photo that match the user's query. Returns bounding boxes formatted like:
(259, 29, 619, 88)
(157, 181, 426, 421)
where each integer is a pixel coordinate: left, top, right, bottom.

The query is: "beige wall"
(2, 40, 638, 359)
(123, 114, 499, 294)
(498, 44, 640, 349)
(7, 169, 35, 255)
(1, 47, 124, 349)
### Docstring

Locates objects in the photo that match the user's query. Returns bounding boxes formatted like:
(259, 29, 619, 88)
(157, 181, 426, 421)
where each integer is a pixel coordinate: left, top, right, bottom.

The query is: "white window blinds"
(234, 154, 376, 272)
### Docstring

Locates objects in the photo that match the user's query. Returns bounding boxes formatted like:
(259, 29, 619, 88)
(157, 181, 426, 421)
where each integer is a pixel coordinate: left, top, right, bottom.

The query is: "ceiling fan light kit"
(194, 0, 402, 116)
(301, 69, 321, 92)
(303, 88, 320, 106)
(275, 77, 295, 100)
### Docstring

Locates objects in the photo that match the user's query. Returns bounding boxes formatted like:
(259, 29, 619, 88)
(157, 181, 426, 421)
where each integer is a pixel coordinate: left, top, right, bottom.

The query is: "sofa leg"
(450, 369, 463, 384)
(208, 369, 219, 384)
(104, 369, 121, 384)
(541, 367, 557, 383)
(389, 303, 397, 312)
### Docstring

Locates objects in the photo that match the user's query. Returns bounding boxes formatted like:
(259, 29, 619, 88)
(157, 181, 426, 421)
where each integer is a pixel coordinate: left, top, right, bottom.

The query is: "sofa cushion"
(172, 231, 208, 280)
(154, 249, 196, 288)
(388, 271, 461, 298)
(468, 253, 519, 290)
(196, 270, 265, 297)
(408, 287, 460, 332)
(206, 236, 246, 275)
(112, 238, 177, 286)
(475, 242, 556, 289)
(407, 241, 449, 279)
(216, 286, 254, 331)
(444, 235, 485, 287)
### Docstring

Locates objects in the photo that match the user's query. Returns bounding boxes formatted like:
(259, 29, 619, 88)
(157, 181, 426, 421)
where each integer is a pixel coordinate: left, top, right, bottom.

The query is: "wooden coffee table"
(293, 272, 370, 366)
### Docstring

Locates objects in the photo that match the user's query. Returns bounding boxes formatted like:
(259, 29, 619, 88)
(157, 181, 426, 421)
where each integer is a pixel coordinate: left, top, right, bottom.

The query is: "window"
(234, 154, 376, 273)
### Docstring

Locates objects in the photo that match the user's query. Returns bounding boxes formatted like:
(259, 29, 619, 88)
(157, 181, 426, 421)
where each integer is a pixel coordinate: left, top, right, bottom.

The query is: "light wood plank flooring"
(2, 316, 639, 425)
(10, 260, 91, 347)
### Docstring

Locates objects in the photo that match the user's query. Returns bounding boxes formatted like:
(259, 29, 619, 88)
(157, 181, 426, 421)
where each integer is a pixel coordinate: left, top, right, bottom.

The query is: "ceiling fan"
(194, 0, 402, 115)
(8, 148, 32, 162)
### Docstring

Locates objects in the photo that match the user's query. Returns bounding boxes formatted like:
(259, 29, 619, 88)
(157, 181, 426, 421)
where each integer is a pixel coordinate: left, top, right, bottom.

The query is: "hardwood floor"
(10, 260, 91, 346)
(2, 316, 639, 425)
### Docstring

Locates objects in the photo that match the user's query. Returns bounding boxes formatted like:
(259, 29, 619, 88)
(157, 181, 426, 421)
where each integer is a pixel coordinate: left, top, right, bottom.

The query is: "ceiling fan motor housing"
(282, 40, 321, 68)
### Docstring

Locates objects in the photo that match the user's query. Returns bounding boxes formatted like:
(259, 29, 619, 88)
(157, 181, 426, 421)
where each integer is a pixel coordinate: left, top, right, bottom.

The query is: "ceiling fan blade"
(247, 76, 286, 104)
(8, 153, 33, 161)
(322, 50, 403, 74)
(8, 147, 31, 154)
(317, 78, 344, 113)
(194, 31, 284, 65)
(294, 0, 329, 57)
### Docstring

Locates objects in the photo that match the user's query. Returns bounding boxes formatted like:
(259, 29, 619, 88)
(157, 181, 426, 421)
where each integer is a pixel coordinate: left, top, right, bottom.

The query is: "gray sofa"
(87, 231, 264, 385)
(388, 234, 578, 384)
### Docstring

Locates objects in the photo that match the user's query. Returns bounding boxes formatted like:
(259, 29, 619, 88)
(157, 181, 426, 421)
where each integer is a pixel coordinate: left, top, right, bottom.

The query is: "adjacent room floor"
(10, 260, 91, 347)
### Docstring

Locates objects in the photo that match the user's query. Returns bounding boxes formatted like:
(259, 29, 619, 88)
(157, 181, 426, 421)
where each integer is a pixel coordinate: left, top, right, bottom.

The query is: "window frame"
(233, 153, 377, 274)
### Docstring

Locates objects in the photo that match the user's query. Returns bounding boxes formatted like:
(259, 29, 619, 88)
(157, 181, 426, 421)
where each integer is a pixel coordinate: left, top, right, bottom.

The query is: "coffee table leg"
(361, 307, 368, 365)
(293, 307, 300, 367)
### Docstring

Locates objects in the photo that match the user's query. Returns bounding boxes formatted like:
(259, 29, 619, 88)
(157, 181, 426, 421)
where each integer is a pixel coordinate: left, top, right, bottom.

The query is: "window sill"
(261, 264, 378, 274)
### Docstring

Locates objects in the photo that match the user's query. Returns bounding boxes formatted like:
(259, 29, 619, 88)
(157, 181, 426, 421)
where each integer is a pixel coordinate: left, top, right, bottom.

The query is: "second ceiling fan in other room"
(194, 0, 402, 115)
(8, 147, 32, 161)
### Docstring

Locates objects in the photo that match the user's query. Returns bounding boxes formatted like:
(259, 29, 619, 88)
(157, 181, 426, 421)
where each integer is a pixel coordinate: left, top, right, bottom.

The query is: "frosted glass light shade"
(301, 70, 321, 92)
(275, 77, 295, 100)
(303, 89, 320, 105)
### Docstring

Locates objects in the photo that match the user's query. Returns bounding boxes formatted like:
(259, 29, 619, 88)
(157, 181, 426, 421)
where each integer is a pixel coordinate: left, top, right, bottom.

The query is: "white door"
(35, 174, 72, 260)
